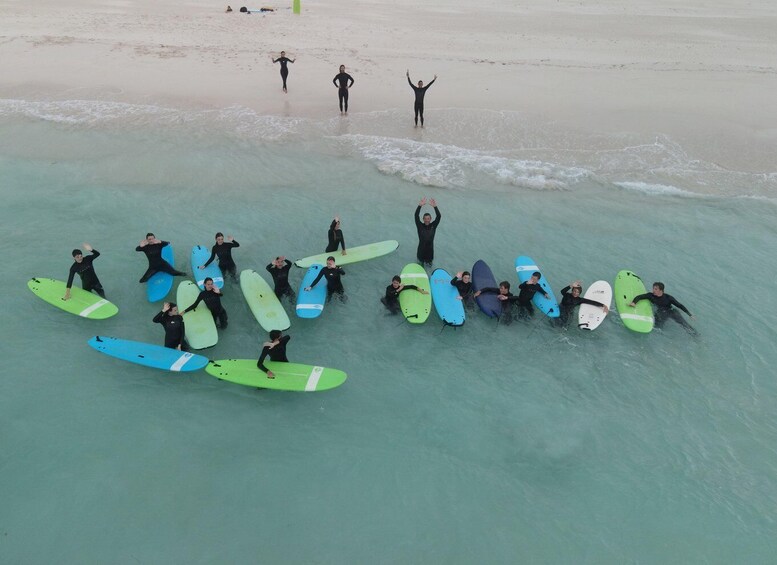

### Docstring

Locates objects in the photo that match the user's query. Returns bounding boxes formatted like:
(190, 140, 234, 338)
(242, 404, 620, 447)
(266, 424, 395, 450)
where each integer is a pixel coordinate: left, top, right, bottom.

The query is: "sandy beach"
(2, 0, 776, 173)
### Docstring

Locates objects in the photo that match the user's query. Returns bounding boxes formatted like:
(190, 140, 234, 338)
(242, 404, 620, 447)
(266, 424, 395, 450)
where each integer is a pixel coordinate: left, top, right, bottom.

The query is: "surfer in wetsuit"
(515, 271, 551, 319)
(382, 275, 428, 315)
(201, 232, 240, 282)
(414, 197, 441, 267)
(257, 329, 290, 378)
(406, 70, 437, 127)
(271, 51, 295, 92)
(630, 281, 697, 335)
(332, 65, 354, 114)
(305, 256, 346, 302)
(266, 256, 295, 301)
(153, 302, 187, 350)
(136, 233, 186, 283)
(450, 271, 474, 309)
(474, 281, 521, 325)
(325, 216, 347, 255)
(183, 277, 228, 329)
(64, 243, 105, 300)
(557, 281, 608, 327)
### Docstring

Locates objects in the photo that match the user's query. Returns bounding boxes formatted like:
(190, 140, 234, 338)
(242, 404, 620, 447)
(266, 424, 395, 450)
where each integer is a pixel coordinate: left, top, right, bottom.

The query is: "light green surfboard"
(176, 281, 218, 349)
(399, 263, 431, 324)
(294, 240, 399, 269)
(27, 277, 118, 319)
(614, 270, 654, 333)
(240, 269, 291, 332)
(205, 359, 347, 392)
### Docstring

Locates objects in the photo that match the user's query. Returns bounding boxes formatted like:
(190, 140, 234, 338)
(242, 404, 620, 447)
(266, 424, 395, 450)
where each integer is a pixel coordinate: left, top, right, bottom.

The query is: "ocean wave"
(613, 181, 699, 197)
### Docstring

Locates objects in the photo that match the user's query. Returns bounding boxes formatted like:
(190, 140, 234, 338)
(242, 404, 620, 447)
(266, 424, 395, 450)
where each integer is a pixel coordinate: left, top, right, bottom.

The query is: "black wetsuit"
(273, 57, 293, 90)
(558, 286, 606, 326)
(381, 283, 419, 315)
(203, 240, 240, 280)
(326, 219, 345, 253)
(310, 266, 346, 301)
(184, 288, 228, 329)
(333, 72, 354, 112)
(516, 282, 546, 319)
(408, 77, 436, 126)
(632, 292, 697, 334)
(66, 250, 105, 297)
(450, 275, 474, 309)
(414, 206, 441, 266)
(257, 335, 291, 372)
(266, 259, 295, 300)
(153, 311, 187, 350)
(136, 241, 185, 283)
(477, 287, 520, 324)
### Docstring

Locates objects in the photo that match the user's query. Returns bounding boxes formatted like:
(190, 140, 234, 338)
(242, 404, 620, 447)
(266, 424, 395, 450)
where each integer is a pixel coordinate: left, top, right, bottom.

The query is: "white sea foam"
(613, 181, 699, 197)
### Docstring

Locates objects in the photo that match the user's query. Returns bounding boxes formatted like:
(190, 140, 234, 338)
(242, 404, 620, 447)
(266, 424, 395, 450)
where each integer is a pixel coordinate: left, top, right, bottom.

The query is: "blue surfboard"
(472, 260, 501, 318)
(514, 255, 560, 318)
(430, 268, 465, 326)
(88, 336, 209, 372)
(191, 245, 224, 290)
(146, 244, 175, 303)
(296, 264, 327, 319)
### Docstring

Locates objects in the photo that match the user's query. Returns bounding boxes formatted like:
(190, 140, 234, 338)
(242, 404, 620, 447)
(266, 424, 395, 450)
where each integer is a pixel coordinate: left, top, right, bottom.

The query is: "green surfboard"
(27, 277, 118, 319)
(399, 263, 431, 324)
(614, 270, 654, 333)
(176, 281, 218, 349)
(294, 240, 399, 269)
(205, 359, 347, 391)
(240, 269, 291, 332)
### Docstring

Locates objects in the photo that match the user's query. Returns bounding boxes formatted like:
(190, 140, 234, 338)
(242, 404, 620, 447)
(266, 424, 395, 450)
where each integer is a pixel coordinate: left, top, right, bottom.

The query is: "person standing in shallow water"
(406, 70, 437, 127)
(271, 51, 295, 93)
(332, 65, 354, 114)
(414, 197, 441, 267)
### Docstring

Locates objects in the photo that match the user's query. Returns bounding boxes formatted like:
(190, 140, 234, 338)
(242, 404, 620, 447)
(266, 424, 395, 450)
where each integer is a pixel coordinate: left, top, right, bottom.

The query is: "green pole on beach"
(293, 0, 300, 14)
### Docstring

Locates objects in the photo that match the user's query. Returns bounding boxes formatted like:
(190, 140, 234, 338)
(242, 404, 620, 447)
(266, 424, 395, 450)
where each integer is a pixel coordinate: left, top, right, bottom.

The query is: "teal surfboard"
(430, 268, 465, 326)
(205, 359, 347, 391)
(294, 240, 399, 269)
(28, 277, 118, 319)
(515, 255, 560, 318)
(614, 270, 654, 333)
(191, 245, 224, 290)
(240, 269, 290, 331)
(176, 280, 218, 349)
(296, 264, 327, 319)
(399, 263, 431, 324)
(147, 244, 175, 302)
(88, 336, 209, 372)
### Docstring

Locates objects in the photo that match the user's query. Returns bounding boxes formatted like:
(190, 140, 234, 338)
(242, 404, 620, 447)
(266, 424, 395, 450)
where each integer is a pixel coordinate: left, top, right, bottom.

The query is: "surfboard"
(294, 240, 399, 269)
(429, 268, 465, 326)
(146, 244, 176, 303)
(471, 260, 501, 318)
(205, 359, 347, 391)
(27, 277, 118, 319)
(399, 263, 431, 324)
(240, 269, 290, 331)
(191, 245, 224, 290)
(578, 280, 612, 331)
(514, 256, 560, 318)
(176, 281, 218, 349)
(87, 336, 209, 372)
(614, 270, 654, 333)
(296, 264, 327, 319)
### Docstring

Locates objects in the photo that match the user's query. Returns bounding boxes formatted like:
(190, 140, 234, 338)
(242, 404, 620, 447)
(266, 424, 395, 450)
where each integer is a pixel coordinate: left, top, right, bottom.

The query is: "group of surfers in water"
(62, 198, 697, 378)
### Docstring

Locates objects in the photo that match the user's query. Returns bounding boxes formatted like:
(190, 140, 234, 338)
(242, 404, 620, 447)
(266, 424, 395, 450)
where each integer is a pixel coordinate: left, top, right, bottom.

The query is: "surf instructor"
(414, 197, 441, 267)
(407, 70, 437, 127)
(333, 65, 354, 114)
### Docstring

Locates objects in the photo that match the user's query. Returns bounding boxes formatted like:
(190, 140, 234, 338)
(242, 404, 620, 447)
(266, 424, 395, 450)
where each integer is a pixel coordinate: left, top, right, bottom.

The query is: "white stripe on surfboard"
(170, 352, 194, 372)
(401, 273, 429, 279)
(305, 366, 325, 391)
(79, 299, 109, 317)
(620, 313, 654, 322)
(296, 304, 324, 311)
(515, 265, 539, 272)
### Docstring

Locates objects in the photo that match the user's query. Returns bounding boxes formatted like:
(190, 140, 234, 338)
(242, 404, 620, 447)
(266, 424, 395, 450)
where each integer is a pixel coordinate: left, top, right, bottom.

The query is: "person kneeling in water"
(183, 277, 228, 329)
(305, 256, 346, 303)
(474, 281, 521, 325)
(450, 270, 474, 309)
(382, 275, 428, 315)
(257, 330, 291, 379)
(557, 281, 608, 327)
(153, 302, 188, 350)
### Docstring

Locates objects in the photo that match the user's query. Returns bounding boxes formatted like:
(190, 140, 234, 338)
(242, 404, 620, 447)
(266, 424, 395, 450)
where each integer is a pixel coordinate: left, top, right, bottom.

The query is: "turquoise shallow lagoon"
(1, 100, 777, 563)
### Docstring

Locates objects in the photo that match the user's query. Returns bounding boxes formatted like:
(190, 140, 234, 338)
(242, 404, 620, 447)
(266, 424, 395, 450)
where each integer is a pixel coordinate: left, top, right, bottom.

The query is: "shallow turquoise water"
(1, 101, 777, 563)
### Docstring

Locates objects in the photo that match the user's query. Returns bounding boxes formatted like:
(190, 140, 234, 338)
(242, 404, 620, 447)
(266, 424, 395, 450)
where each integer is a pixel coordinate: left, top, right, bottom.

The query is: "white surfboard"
(578, 280, 612, 331)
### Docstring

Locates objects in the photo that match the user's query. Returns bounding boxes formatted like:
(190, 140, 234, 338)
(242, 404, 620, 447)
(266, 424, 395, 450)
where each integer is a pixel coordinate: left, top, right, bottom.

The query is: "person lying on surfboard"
(629, 282, 697, 335)
(257, 329, 291, 379)
(305, 256, 346, 303)
(266, 256, 295, 301)
(64, 243, 105, 300)
(325, 216, 346, 255)
(153, 302, 188, 351)
(382, 275, 428, 315)
(450, 271, 474, 309)
(556, 281, 608, 327)
(136, 233, 186, 283)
